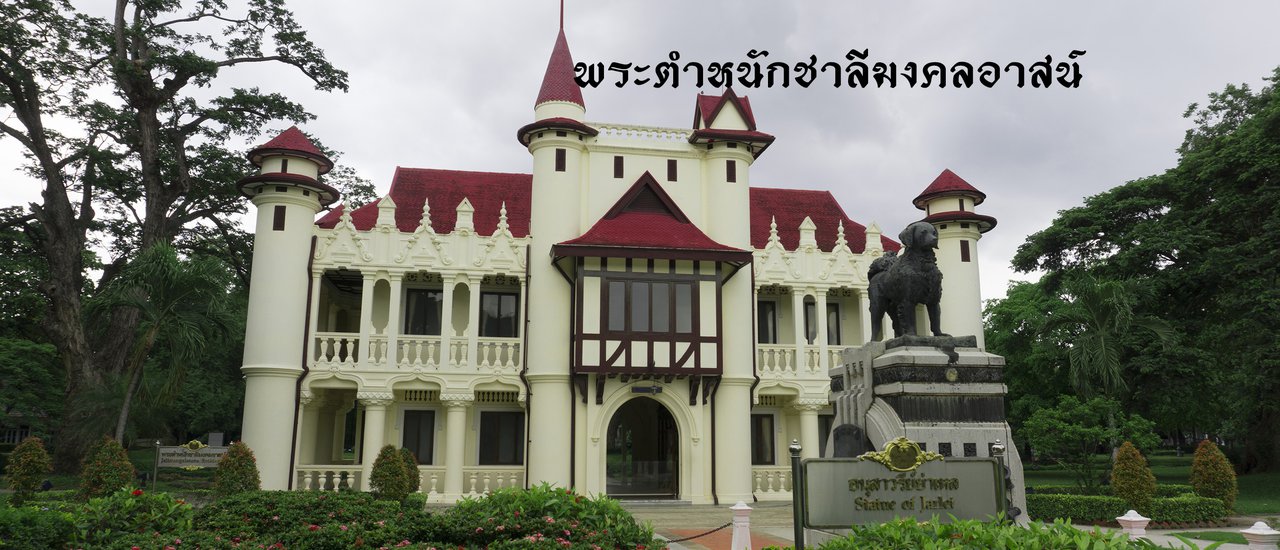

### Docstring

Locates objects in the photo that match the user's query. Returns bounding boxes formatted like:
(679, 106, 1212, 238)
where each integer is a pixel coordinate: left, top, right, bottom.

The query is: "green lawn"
(1024, 452, 1280, 515)
(1170, 531, 1247, 544)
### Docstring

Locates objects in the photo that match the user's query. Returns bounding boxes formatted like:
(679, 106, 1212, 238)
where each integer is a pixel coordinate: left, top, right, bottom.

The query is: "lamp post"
(789, 439, 804, 550)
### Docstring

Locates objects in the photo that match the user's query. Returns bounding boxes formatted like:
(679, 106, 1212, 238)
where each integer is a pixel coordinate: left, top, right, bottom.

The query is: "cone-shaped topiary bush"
(79, 436, 135, 499)
(1110, 441, 1157, 514)
(399, 447, 420, 494)
(1189, 439, 1238, 511)
(5, 437, 53, 505)
(214, 441, 262, 496)
(369, 444, 409, 501)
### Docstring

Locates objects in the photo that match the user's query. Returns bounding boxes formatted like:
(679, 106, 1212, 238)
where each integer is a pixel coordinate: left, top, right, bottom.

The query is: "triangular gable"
(602, 171, 691, 223)
(692, 87, 757, 131)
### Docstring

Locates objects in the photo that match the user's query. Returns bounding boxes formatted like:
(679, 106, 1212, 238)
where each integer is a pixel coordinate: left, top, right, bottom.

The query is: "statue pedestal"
(827, 335, 1028, 521)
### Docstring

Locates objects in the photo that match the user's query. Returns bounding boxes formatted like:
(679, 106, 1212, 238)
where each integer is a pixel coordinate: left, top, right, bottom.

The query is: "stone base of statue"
(825, 334, 1028, 522)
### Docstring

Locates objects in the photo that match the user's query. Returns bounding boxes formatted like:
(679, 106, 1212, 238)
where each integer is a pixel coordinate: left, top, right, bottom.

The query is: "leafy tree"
(0, 0, 356, 470)
(400, 447, 420, 495)
(1007, 67, 1280, 471)
(983, 280, 1071, 446)
(369, 445, 410, 501)
(0, 338, 62, 438)
(1110, 441, 1157, 514)
(86, 244, 235, 443)
(1024, 396, 1159, 489)
(1190, 439, 1238, 511)
(5, 437, 53, 505)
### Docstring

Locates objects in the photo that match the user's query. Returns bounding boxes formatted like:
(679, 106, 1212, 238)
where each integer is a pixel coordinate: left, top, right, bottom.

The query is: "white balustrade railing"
(805, 348, 821, 372)
(296, 466, 361, 492)
(314, 332, 359, 369)
(417, 467, 445, 496)
(477, 338, 521, 371)
(757, 345, 797, 375)
(450, 340, 468, 366)
(829, 348, 845, 369)
(752, 467, 793, 500)
(398, 336, 441, 369)
(462, 467, 524, 495)
(367, 335, 388, 364)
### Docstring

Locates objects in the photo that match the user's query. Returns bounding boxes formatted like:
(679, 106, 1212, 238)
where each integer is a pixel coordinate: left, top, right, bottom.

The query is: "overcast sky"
(5, 0, 1280, 302)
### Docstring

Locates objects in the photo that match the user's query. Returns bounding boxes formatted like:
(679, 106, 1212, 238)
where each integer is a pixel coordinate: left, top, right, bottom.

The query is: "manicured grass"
(1025, 452, 1280, 515)
(1170, 531, 1246, 544)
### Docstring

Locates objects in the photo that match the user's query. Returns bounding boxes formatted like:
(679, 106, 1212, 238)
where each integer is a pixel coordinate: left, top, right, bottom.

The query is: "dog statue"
(868, 221, 949, 341)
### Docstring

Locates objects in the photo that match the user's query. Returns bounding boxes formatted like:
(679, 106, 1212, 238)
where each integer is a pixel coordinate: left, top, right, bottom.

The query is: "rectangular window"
(630, 283, 649, 332)
(480, 292, 519, 337)
(651, 283, 670, 332)
(603, 278, 693, 335)
(675, 283, 693, 334)
(757, 301, 777, 344)
(272, 205, 286, 231)
(402, 410, 435, 464)
(960, 240, 971, 262)
(614, 155, 624, 178)
(479, 411, 524, 465)
(608, 281, 626, 331)
(726, 159, 737, 182)
(667, 159, 677, 181)
(958, 198, 965, 211)
(555, 148, 566, 172)
(404, 289, 444, 335)
(280, 158, 290, 173)
(804, 301, 841, 345)
(750, 414, 775, 465)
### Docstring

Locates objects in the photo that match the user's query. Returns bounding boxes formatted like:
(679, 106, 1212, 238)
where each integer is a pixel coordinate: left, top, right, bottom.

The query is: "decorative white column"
(297, 391, 319, 465)
(791, 289, 806, 364)
(466, 278, 481, 367)
(441, 394, 473, 501)
(441, 276, 455, 366)
(716, 378, 755, 503)
(815, 291, 829, 372)
(358, 274, 376, 367)
(357, 392, 393, 491)
(858, 290, 872, 345)
(387, 274, 403, 368)
(795, 401, 822, 459)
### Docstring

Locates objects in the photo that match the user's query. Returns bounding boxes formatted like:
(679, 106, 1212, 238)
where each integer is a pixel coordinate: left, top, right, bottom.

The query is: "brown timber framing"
(570, 258, 724, 376)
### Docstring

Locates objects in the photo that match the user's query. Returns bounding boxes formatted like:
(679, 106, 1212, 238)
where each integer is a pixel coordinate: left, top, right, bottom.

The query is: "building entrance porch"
(606, 397, 679, 499)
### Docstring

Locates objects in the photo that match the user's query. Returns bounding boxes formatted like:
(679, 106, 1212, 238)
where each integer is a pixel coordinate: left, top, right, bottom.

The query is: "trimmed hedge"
(1029, 484, 1196, 498)
(808, 517, 1174, 549)
(1027, 493, 1227, 523)
(0, 506, 76, 549)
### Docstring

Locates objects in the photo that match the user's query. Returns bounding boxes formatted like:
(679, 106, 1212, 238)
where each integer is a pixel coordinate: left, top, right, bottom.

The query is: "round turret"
(913, 169, 994, 348)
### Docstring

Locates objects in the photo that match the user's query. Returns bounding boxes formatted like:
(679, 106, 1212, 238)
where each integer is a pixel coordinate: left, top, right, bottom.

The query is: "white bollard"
(1116, 510, 1150, 537)
(730, 500, 753, 550)
(1242, 521, 1280, 550)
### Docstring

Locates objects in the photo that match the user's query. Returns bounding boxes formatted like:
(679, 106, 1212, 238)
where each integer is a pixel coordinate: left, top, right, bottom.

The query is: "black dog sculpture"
(868, 221, 949, 341)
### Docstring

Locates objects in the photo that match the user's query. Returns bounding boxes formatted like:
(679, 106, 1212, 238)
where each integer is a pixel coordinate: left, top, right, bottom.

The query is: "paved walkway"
(622, 502, 1259, 550)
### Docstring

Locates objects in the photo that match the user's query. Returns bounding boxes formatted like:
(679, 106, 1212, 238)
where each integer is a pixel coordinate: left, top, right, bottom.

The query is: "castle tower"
(689, 87, 774, 502)
(517, 22, 595, 488)
(913, 169, 996, 349)
(236, 127, 339, 489)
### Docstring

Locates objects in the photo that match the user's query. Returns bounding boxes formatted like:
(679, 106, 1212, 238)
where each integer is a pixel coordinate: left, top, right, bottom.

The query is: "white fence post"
(730, 501, 753, 550)
(1242, 522, 1280, 550)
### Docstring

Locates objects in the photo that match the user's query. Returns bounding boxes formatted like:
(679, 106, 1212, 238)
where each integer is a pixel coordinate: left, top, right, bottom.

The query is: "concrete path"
(622, 502, 1257, 550)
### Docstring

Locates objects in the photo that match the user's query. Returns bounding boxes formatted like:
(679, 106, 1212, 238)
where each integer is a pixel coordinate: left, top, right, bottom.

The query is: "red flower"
(309, 524, 320, 531)
(132, 489, 144, 496)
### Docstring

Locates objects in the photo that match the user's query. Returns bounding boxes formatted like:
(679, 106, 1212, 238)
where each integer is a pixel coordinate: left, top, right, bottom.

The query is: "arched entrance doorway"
(606, 397, 678, 499)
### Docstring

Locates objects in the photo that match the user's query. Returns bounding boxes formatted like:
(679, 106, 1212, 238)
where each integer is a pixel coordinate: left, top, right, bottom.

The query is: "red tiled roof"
(555, 172, 747, 259)
(913, 169, 986, 209)
(315, 168, 531, 236)
(687, 128, 776, 158)
(694, 88, 758, 130)
(920, 210, 997, 233)
(516, 117, 598, 145)
(248, 126, 334, 174)
(750, 187, 900, 253)
(536, 30, 584, 108)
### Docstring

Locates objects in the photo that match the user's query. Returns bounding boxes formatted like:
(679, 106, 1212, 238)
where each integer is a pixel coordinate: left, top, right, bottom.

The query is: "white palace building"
(236, 25, 996, 504)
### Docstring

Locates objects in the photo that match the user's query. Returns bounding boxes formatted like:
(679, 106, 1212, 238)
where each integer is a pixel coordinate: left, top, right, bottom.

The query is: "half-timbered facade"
(237, 24, 993, 504)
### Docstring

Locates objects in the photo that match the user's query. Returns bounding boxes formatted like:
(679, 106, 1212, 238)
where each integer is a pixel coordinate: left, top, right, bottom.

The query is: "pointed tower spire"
(535, 30, 584, 110)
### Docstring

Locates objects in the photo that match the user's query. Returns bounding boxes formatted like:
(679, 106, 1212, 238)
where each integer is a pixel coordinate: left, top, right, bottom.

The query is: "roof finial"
(559, 0, 564, 31)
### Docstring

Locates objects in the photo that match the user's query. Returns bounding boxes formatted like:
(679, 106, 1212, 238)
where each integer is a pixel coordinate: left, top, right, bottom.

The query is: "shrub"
(1028, 484, 1195, 498)
(1111, 441, 1157, 513)
(445, 483, 660, 549)
(194, 490, 408, 546)
(213, 441, 261, 496)
(79, 436, 135, 499)
(400, 447, 421, 494)
(1023, 396, 1159, 489)
(73, 487, 194, 547)
(1189, 439, 1238, 511)
(816, 517, 1173, 549)
(1026, 493, 1228, 523)
(4, 436, 52, 505)
(0, 506, 77, 549)
(369, 444, 410, 501)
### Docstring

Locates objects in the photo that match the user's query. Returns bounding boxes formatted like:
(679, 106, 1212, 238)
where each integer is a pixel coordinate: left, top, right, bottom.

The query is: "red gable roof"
(693, 88, 758, 130)
(554, 172, 748, 261)
(315, 168, 531, 236)
(750, 188, 900, 253)
(912, 169, 986, 209)
(536, 29, 584, 108)
(248, 126, 334, 174)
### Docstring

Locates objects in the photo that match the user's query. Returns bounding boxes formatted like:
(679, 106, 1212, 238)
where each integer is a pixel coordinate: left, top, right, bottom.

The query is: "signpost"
(792, 437, 1010, 548)
(153, 440, 229, 483)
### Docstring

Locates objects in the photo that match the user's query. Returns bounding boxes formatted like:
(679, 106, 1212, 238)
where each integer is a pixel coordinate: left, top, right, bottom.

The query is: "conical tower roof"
(912, 168, 985, 209)
(247, 126, 334, 174)
(535, 29, 584, 108)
